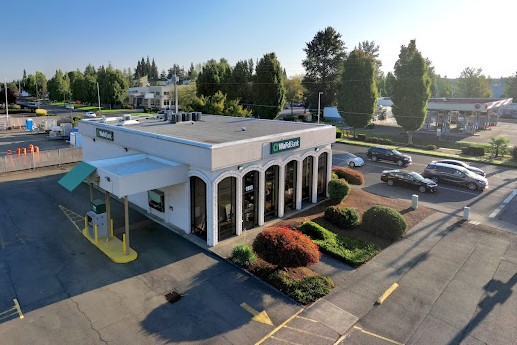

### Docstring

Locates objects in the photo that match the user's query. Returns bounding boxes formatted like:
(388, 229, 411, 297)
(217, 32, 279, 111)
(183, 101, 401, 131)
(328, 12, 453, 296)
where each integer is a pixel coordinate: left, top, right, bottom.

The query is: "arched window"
(317, 152, 328, 198)
(284, 160, 297, 211)
(190, 176, 207, 240)
(302, 156, 313, 202)
(264, 165, 279, 221)
(242, 170, 259, 230)
(218, 176, 236, 240)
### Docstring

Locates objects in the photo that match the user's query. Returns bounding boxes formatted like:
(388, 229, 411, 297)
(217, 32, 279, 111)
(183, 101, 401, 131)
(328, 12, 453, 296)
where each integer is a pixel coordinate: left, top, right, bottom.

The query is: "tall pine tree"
(252, 53, 285, 119)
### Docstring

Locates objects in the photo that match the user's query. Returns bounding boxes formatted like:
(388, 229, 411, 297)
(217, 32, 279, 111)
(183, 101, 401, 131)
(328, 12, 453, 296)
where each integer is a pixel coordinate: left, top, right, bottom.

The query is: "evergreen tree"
(392, 40, 431, 144)
(252, 52, 286, 119)
(456, 67, 491, 98)
(337, 49, 378, 136)
(302, 27, 346, 109)
(188, 63, 198, 80)
(504, 72, 517, 100)
(384, 72, 396, 97)
(227, 59, 254, 105)
(196, 59, 231, 97)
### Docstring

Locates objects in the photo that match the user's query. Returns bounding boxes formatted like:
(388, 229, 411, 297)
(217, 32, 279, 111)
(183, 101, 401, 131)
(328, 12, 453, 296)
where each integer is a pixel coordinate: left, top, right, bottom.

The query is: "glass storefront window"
(190, 177, 207, 240)
(264, 165, 279, 220)
(218, 176, 236, 241)
(242, 171, 258, 230)
(302, 156, 313, 202)
(284, 160, 297, 211)
(317, 152, 328, 197)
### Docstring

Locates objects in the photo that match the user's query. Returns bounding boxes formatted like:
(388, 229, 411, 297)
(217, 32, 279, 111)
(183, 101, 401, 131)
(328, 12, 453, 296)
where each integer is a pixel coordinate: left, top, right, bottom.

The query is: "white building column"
(258, 170, 265, 226)
(207, 181, 217, 247)
(311, 155, 319, 204)
(295, 160, 303, 210)
(184, 182, 191, 234)
(236, 175, 243, 236)
(326, 150, 332, 198)
(278, 164, 285, 218)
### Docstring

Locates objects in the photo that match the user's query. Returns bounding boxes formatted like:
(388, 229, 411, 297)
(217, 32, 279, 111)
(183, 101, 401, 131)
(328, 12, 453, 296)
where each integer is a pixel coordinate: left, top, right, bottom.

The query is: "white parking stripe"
(489, 189, 517, 218)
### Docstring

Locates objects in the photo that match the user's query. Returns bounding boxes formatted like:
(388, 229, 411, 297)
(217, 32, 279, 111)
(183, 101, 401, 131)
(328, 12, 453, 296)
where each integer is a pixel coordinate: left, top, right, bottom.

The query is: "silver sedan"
(335, 152, 365, 167)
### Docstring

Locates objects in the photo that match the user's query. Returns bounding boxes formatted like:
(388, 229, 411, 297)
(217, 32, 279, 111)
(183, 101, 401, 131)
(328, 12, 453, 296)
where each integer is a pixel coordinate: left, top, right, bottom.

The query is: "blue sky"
(2, 0, 516, 82)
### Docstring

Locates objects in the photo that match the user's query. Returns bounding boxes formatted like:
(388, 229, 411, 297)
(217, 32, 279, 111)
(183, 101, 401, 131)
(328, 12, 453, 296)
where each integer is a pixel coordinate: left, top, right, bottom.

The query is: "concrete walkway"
(211, 211, 517, 345)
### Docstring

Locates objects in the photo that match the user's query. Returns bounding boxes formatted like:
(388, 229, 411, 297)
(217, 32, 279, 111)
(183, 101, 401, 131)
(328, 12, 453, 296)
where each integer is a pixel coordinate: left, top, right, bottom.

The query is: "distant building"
(127, 84, 175, 109)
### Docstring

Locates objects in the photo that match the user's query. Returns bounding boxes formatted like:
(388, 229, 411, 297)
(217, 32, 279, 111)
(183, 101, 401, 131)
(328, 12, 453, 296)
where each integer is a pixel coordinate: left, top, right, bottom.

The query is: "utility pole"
(317, 92, 323, 124)
(4, 79, 9, 125)
(96, 82, 101, 112)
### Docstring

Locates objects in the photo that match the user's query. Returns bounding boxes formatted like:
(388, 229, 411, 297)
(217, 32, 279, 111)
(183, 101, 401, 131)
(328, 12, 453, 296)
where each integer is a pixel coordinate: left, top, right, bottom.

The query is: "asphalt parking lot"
(0, 169, 300, 345)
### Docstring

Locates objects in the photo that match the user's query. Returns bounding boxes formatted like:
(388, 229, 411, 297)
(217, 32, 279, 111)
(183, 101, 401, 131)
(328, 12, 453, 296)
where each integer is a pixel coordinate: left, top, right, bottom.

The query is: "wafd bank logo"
(270, 137, 300, 154)
(96, 128, 114, 141)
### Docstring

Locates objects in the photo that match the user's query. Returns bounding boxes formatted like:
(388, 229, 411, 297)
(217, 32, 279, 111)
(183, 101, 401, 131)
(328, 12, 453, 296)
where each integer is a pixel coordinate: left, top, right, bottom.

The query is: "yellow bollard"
(84, 217, 88, 231)
(110, 219, 114, 237)
(122, 234, 127, 254)
(94, 224, 98, 243)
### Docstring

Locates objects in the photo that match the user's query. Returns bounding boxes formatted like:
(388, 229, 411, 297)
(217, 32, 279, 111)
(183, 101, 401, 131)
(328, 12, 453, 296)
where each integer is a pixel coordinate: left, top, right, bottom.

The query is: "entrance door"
(264, 165, 279, 221)
(284, 160, 297, 211)
(242, 171, 258, 230)
(190, 176, 207, 240)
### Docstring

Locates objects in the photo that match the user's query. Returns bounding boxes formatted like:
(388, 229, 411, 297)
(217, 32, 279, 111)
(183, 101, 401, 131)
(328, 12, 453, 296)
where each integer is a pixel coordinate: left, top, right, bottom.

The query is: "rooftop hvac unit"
(175, 113, 182, 123)
(123, 114, 132, 121)
(169, 113, 177, 124)
(185, 112, 192, 121)
(192, 112, 202, 121)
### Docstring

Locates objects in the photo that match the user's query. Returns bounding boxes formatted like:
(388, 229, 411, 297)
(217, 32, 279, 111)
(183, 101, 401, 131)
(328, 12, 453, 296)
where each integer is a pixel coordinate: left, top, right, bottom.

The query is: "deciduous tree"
(456, 67, 491, 98)
(252, 52, 286, 119)
(504, 72, 517, 100)
(337, 49, 378, 136)
(391, 40, 431, 144)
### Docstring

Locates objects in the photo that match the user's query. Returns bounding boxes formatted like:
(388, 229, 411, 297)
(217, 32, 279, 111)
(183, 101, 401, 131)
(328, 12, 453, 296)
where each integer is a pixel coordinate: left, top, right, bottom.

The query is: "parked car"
(367, 146, 412, 167)
(431, 159, 485, 177)
(381, 169, 438, 193)
(339, 152, 365, 167)
(85, 111, 97, 118)
(65, 104, 74, 110)
(422, 162, 488, 191)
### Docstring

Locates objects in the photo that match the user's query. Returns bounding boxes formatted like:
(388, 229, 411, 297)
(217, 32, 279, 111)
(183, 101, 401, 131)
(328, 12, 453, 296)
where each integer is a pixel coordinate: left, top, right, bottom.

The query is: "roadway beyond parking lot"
(0, 169, 300, 345)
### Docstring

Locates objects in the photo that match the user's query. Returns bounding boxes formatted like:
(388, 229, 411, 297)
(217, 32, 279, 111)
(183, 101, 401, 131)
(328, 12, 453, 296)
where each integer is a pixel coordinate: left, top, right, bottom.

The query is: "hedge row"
(332, 166, 364, 185)
(298, 221, 380, 266)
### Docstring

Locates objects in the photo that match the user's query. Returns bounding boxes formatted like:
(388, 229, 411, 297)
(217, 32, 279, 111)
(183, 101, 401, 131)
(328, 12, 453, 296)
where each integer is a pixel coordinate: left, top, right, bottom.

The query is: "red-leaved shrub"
(332, 166, 364, 185)
(252, 226, 320, 268)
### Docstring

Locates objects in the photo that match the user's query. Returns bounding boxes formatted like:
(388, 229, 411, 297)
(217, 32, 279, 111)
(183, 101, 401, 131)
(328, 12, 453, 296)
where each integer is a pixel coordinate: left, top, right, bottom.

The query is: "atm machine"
(86, 199, 108, 239)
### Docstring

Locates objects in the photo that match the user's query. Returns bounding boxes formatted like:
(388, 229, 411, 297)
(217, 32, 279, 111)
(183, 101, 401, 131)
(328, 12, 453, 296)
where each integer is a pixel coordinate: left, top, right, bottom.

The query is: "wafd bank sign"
(270, 137, 300, 154)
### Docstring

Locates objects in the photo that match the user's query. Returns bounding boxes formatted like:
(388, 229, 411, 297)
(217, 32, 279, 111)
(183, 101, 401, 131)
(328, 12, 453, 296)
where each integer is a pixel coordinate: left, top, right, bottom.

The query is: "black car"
(381, 169, 438, 193)
(432, 159, 486, 177)
(422, 163, 488, 191)
(367, 146, 412, 167)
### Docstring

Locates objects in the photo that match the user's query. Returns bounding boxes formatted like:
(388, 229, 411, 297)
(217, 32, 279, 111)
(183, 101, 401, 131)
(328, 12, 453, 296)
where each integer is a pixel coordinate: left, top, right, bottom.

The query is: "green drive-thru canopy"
(58, 161, 97, 192)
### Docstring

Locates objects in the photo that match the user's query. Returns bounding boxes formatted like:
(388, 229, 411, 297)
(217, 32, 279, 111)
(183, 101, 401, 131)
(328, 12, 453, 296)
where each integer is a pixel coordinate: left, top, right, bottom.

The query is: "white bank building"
(62, 113, 335, 247)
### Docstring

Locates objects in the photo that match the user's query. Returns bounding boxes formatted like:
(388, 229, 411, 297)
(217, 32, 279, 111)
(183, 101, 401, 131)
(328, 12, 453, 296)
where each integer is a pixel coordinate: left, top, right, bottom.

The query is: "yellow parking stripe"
(353, 326, 404, 345)
(255, 308, 304, 345)
(0, 299, 24, 321)
(13, 299, 24, 319)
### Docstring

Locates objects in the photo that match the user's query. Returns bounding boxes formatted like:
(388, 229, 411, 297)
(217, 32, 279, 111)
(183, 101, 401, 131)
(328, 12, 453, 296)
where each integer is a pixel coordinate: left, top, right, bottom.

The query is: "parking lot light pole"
(96, 82, 101, 112)
(4, 79, 8, 125)
(317, 92, 323, 124)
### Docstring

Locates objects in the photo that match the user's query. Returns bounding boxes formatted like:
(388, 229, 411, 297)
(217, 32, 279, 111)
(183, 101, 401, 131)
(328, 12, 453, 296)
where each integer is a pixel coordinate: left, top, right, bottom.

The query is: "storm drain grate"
(165, 291, 182, 304)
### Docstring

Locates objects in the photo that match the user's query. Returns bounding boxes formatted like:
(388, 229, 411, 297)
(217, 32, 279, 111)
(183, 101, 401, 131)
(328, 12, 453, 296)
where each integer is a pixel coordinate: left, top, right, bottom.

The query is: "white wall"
(166, 183, 188, 231)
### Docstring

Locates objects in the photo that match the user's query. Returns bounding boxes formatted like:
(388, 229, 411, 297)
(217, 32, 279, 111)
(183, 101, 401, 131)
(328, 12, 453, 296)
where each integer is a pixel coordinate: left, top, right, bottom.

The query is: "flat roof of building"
(81, 114, 332, 147)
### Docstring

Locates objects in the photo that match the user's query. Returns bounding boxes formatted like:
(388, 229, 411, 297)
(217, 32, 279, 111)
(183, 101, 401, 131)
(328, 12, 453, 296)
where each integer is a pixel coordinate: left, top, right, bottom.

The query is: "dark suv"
(367, 146, 412, 167)
(422, 162, 488, 191)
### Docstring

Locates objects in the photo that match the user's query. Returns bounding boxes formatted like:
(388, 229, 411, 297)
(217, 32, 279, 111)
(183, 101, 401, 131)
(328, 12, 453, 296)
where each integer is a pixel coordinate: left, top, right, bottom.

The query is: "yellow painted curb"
(376, 283, 399, 305)
(82, 228, 137, 263)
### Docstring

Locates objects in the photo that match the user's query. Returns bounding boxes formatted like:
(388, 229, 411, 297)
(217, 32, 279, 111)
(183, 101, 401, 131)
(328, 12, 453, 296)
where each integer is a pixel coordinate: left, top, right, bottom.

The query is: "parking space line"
(489, 189, 517, 218)
(296, 315, 318, 323)
(255, 308, 304, 345)
(13, 298, 24, 319)
(0, 299, 24, 321)
(59, 205, 84, 232)
(352, 326, 404, 345)
(283, 325, 335, 341)
(269, 336, 302, 344)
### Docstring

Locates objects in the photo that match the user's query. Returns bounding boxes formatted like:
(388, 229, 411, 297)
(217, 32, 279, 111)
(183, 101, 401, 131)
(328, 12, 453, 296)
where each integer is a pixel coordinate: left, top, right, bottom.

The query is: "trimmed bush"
(253, 227, 320, 268)
(230, 244, 257, 267)
(379, 138, 393, 145)
(250, 261, 334, 304)
(336, 127, 343, 138)
(461, 145, 485, 156)
(362, 205, 407, 241)
(426, 144, 437, 150)
(324, 206, 360, 229)
(357, 134, 366, 141)
(512, 146, 517, 161)
(331, 172, 339, 180)
(299, 222, 380, 266)
(332, 166, 365, 185)
(328, 179, 350, 202)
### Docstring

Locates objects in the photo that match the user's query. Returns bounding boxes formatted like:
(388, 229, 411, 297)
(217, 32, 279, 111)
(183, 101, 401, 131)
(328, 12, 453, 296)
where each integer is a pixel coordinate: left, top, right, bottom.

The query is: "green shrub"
(283, 115, 295, 121)
(331, 172, 339, 180)
(362, 205, 407, 241)
(230, 244, 257, 267)
(426, 145, 437, 150)
(332, 166, 365, 185)
(356, 134, 366, 141)
(461, 145, 485, 156)
(380, 138, 393, 145)
(299, 222, 380, 266)
(324, 206, 360, 229)
(365, 136, 378, 143)
(250, 261, 334, 304)
(252, 227, 320, 267)
(327, 179, 351, 202)
(336, 127, 343, 138)
(512, 146, 517, 161)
